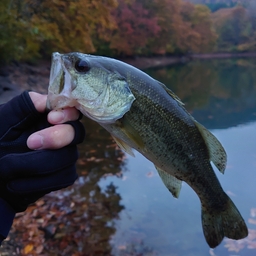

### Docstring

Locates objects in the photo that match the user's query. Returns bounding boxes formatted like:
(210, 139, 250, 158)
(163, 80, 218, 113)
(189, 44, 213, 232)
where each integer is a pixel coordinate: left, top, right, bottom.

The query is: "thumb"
(29, 92, 47, 113)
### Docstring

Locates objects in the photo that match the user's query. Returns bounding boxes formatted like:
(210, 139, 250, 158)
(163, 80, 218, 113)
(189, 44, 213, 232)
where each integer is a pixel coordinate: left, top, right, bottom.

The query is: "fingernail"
(27, 134, 44, 150)
(49, 110, 65, 123)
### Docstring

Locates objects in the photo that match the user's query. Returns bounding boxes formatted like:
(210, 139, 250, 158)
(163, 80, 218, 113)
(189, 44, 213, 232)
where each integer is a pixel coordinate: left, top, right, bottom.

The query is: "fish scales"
(47, 52, 248, 248)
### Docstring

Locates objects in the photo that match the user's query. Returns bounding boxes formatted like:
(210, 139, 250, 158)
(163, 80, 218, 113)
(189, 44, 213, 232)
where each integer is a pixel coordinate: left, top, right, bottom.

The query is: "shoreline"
(0, 52, 256, 103)
(122, 52, 256, 70)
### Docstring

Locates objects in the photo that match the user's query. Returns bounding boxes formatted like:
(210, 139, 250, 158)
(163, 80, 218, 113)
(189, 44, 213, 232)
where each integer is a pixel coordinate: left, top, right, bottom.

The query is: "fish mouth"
(58, 71, 65, 94)
(47, 52, 76, 111)
(46, 92, 78, 111)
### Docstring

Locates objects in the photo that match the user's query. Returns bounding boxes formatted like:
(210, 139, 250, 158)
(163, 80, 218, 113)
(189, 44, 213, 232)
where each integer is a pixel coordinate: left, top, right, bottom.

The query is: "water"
(74, 58, 256, 256)
(3, 58, 254, 255)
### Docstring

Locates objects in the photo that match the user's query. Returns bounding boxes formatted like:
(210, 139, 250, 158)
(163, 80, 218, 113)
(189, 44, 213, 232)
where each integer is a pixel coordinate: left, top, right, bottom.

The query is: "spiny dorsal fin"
(155, 166, 182, 198)
(112, 135, 135, 157)
(157, 81, 185, 106)
(194, 121, 227, 174)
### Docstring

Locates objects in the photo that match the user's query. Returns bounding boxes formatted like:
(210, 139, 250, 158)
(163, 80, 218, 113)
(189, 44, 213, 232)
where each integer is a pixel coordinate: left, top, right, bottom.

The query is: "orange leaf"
(24, 244, 34, 254)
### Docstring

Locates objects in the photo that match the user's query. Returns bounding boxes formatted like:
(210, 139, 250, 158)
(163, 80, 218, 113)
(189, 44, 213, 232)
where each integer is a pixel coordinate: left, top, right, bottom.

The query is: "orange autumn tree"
(179, 2, 217, 53)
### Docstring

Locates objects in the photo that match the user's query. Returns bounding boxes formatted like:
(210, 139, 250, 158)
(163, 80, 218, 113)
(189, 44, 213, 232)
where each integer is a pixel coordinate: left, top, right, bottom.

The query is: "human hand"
(0, 91, 85, 212)
(27, 92, 82, 150)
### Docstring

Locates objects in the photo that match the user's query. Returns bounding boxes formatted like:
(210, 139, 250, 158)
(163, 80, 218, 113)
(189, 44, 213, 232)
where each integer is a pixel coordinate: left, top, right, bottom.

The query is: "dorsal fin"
(157, 81, 185, 106)
(194, 121, 227, 174)
(155, 166, 182, 198)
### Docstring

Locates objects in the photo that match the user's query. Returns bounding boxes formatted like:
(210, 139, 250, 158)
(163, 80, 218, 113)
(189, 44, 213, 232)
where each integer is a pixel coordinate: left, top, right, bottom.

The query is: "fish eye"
(75, 59, 90, 73)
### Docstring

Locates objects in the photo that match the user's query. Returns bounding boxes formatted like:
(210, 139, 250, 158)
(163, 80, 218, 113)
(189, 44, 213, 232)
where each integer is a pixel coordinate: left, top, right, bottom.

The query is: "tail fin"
(201, 197, 248, 248)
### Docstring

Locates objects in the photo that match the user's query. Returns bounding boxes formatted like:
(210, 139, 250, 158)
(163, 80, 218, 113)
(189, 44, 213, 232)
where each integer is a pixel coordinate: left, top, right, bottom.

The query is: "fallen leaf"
(118, 245, 127, 250)
(24, 244, 34, 254)
(146, 171, 154, 178)
(36, 245, 44, 254)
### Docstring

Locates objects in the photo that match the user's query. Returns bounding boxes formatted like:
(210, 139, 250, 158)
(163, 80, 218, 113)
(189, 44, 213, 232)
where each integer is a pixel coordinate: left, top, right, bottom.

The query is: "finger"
(47, 107, 80, 124)
(27, 124, 75, 150)
(29, 92, 47, 113)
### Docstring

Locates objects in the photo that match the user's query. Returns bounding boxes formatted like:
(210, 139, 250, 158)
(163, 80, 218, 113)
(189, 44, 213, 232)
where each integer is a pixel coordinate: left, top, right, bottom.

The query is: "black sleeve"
(0, 198, 15, 244)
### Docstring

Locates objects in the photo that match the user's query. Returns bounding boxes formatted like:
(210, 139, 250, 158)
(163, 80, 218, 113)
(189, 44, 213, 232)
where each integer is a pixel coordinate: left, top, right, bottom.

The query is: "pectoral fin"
(113, 116, 144, 157)
(112, 136, 135, 157)
(194, 121, 227, 174)
(155, 166, 182, 198)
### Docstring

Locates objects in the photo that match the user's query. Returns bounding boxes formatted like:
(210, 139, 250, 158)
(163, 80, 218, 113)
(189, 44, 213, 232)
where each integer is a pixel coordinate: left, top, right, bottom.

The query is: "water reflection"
(146, 58, 256, 129)
(2, 58, 256, 255)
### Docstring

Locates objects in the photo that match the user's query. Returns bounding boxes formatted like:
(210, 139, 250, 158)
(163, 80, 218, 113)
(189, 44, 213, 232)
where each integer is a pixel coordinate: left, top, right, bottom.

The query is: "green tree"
(0, 0, 117, 63)
(0, 0, 40, 63)
(212, 5, 255, 51)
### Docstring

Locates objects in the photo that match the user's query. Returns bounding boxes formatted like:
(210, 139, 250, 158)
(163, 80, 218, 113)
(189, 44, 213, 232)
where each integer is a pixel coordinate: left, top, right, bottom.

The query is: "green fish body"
(47, 52, 248, 248)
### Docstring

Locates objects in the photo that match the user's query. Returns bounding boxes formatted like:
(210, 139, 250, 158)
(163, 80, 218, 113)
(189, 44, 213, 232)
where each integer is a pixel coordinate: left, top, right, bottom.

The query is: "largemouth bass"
(47, 52, 248, 248)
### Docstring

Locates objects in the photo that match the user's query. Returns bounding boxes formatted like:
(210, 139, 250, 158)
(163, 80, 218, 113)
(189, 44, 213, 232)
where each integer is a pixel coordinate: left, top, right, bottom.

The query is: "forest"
(1, 0, 256, 63)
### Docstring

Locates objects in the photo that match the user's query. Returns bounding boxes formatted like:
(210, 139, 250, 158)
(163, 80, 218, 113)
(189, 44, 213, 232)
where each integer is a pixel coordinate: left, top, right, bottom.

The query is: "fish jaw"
(47, 52, 136, 123)
(47, 52, 78, 110)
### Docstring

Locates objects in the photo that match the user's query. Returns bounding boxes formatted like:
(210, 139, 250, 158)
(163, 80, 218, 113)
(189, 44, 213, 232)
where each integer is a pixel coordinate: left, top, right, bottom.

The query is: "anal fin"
(155, 166, 182, 198)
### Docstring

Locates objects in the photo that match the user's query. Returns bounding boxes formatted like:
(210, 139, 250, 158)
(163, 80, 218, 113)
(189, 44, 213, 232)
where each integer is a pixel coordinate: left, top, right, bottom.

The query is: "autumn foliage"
(0, 0, 256, 63)
(109, 0, 161, 56)
(0, 0, 117, 62)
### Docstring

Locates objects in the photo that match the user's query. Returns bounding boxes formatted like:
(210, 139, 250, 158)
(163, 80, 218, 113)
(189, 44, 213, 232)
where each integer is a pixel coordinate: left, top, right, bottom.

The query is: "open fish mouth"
(46, 53, 78, 111)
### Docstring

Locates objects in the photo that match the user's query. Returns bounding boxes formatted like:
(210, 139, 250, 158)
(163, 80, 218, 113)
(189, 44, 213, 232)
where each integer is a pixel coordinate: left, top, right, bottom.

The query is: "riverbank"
(1, 52, 256, 103)
(120, 55, 185, 69)
(123, 52, 256, 69)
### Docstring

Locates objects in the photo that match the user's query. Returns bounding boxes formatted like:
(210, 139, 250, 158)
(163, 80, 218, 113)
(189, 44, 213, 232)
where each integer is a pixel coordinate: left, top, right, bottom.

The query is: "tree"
(143, 0, 185, 54)
(0, 0, 117, 63)
(141, 0, 216, 54)
(109, 0, 160, 56)
(0, 0, 40, 63)
(212, 5, 255, 51)
(188, 4, 217, 52)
